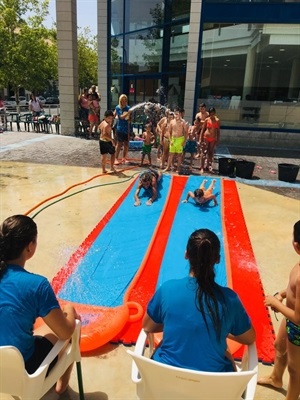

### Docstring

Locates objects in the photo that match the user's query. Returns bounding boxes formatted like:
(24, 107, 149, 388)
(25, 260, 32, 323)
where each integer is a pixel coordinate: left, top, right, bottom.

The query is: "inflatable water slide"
(52, 175, 275, 363)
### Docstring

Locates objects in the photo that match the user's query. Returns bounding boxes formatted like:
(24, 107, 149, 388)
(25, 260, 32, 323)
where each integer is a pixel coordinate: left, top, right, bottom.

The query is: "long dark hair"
(294, 220, 300, 243)
(186, 229, 225, 340)
(0, 215, 37, 279)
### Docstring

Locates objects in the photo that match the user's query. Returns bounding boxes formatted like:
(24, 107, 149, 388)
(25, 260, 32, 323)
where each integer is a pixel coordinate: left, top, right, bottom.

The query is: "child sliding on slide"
(182, 179, 218, 206)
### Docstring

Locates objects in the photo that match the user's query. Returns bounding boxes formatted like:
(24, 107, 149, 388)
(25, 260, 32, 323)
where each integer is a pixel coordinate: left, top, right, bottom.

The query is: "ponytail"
(187, 229, 225, 341)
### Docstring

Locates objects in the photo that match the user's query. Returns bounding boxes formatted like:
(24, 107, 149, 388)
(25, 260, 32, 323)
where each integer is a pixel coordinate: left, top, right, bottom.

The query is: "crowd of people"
(95, 93, 221, 176)
(78, 85, 101, 139)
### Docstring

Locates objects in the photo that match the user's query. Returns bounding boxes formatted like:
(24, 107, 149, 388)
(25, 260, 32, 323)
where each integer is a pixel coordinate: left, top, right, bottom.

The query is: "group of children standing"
(97, 95, 221, 175)
(143, 103, 220, 174)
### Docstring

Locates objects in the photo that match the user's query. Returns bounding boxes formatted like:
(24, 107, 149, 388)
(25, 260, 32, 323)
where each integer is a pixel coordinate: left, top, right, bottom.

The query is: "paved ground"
(0, 127, 300, 400)
(1, 127, 299, 199)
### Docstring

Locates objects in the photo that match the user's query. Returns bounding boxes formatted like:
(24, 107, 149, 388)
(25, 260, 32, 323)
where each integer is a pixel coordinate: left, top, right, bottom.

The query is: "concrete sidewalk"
(0, 130, 299, 400)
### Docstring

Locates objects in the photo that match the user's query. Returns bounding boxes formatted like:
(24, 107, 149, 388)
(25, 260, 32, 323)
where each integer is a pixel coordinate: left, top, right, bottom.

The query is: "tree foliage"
(0, 0, 58, 99)
(77, 27, 98, 89)
(0, 0, 98, 98)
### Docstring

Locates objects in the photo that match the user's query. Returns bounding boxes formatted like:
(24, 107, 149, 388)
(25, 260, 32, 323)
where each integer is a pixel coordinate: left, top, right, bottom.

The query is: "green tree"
(0, 0, 57, 101)
(77, 27, 98, 89)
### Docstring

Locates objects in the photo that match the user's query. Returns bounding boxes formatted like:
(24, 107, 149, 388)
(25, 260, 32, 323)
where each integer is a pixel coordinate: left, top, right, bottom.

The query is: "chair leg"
(76, 361, 85, 400)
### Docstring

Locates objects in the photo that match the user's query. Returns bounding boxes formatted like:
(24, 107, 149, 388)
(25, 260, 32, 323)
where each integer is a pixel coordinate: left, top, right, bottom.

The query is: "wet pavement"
(0, 127, 300, 400)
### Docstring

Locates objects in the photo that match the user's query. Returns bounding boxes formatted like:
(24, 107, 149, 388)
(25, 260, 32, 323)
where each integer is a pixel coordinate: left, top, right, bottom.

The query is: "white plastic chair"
(127, 329, 258, 400)
(0, 320, 84, 400)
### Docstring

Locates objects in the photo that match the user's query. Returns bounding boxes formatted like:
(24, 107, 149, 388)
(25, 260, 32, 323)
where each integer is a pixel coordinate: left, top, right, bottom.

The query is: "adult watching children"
(143, 228, 256, 372)
(0, 215, 80, 394)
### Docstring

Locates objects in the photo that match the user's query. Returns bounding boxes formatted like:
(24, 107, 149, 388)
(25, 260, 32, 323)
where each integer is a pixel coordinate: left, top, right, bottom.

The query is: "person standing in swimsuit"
(140, 123, 155, 167)
(183, 120, 199, 167)
(258, 220, 300, 400)
(163, 107, 188, 173)
(195, 103, 209, 159)
(199, 107, 220, 174)
(158, 111, 174, 169)
(99, 110, 116, 174)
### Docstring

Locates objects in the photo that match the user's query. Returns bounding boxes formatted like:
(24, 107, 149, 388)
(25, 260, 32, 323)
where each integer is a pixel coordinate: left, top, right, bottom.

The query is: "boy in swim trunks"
(182, 179, 218, 206)
(163, 107, 188, 173)
(99, 110, 116, 174)
(140, 123, 155, 167)
(134, 168, 162, 206)
(258, 220, 300, 400)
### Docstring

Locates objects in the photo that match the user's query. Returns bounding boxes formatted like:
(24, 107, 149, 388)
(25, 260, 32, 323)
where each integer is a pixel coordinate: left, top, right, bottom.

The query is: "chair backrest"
(0, 346, 28, 397)
(127, 350, 257, 400)
(0, 320, 82, 400)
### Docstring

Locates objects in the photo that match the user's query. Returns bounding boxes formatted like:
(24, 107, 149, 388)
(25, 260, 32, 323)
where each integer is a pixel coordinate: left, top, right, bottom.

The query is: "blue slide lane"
(58, 174, 172, 307)
(156, 176, 227, 288)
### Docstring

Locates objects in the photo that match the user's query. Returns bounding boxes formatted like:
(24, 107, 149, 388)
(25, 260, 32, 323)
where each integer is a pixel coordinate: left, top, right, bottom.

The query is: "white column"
(56, 0, 78, 135)
(242, 46, 256, 100)
(98, 0, 108, 112)
(184, 0, 202, 123)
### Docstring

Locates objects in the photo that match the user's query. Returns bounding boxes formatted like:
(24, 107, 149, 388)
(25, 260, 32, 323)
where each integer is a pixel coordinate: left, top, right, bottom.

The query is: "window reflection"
(110, 36, 123, 74)
(169, 24, 189, 73)
(125, 29, 162, 74)
(111, 0, 123, 35)
(172, 0, 191, 20)
(125, 0, 164, 32)
(199, 23, 300, 129)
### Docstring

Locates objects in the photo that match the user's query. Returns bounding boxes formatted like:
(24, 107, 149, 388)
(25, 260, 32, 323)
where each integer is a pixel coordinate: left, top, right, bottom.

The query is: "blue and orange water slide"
(52, 175, 275, 363)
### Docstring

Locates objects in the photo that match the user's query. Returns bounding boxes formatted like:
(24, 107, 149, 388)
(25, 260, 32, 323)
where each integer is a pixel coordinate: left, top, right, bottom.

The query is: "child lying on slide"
(182, 179, 218, 206)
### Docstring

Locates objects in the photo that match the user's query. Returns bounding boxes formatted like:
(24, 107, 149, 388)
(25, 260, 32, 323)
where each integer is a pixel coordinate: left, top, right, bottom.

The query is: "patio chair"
(0, 320, 84, 400)
(127, 329, 258, 400)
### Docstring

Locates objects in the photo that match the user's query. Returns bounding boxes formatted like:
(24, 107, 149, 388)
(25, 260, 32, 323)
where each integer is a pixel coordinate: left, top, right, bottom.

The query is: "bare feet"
(102, 170, 108, 174)
(114, 160, 120, 165)
(110, 168, 117, 173)
(257, 375, 283, 389)
(55, 365, 73, 394)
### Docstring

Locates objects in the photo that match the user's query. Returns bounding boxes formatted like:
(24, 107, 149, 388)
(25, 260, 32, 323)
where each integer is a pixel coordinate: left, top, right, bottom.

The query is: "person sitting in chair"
(143, 229, 255, 372)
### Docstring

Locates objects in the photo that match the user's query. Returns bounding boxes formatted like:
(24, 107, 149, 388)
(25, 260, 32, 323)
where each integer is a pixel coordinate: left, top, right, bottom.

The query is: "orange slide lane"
(114, 175, 189, 344)
(222, 180, 275, 363)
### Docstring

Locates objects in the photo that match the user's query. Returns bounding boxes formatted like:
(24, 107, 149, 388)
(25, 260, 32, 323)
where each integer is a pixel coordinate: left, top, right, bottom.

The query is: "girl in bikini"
(199, 107, 220, 174)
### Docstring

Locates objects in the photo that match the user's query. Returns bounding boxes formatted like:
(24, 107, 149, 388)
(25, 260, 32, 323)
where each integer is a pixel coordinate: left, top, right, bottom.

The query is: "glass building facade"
(108, 0, 300, 131)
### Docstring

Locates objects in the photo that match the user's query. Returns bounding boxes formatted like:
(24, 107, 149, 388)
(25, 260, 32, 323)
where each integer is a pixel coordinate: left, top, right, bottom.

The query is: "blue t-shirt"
(147, 277, 251, 372)
(0, 264, 60, 361)
(115, 105, 130, 133)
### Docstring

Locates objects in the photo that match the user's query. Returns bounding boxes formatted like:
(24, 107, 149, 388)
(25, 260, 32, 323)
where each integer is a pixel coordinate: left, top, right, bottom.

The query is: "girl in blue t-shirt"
(0, 215, 80, 394)
(143, 228, 256, 372)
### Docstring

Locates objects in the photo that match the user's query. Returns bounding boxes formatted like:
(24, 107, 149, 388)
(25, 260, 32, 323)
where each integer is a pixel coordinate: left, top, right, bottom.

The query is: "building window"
(124, 0, 164, 33)
(198, 23, 300, 130)
(125, 28, 163, 74)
